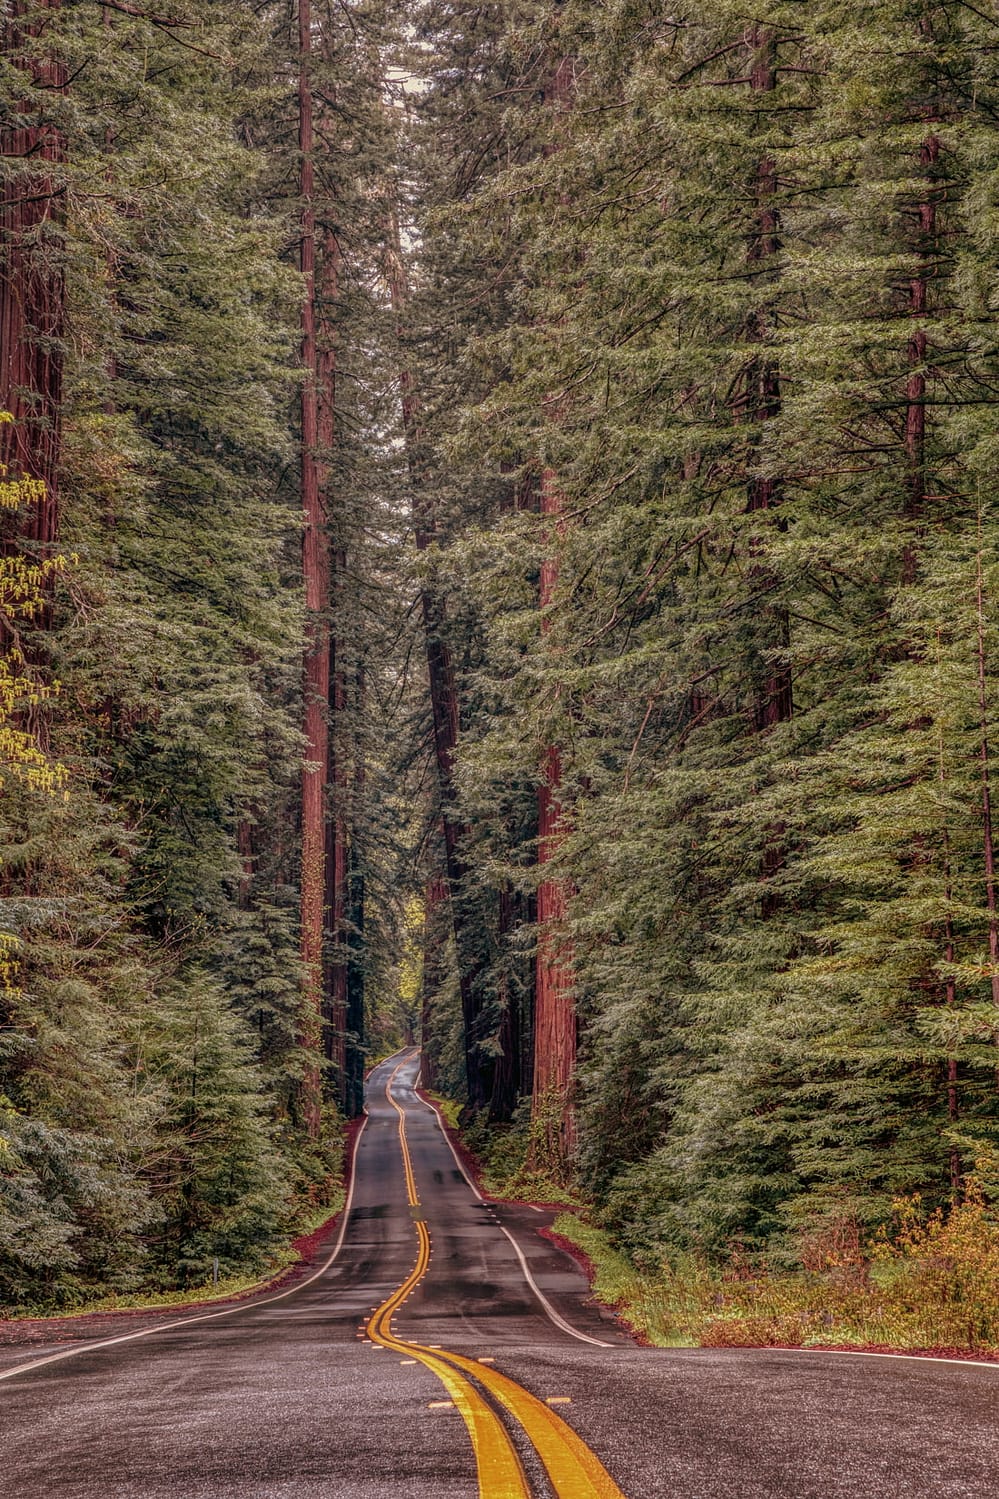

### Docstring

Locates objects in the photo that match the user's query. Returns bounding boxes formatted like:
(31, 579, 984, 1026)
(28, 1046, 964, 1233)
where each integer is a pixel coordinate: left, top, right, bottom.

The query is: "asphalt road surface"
(1, 1050, 997, 1498)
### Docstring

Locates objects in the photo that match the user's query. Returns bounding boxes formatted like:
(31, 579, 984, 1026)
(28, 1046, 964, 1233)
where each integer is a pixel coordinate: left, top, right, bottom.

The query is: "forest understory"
(3, 0, 999, 1340)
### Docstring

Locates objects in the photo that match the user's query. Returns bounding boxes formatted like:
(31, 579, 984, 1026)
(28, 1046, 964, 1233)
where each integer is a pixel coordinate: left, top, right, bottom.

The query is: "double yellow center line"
(364, 1063, 627, 1499)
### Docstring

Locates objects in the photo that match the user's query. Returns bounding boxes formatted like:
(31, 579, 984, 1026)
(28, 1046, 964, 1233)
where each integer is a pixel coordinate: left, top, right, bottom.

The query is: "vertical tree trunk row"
(298, 0, 331, 1136)
(530, 47, 578, 1162)
(532, 465, 576, 1160)
(385, 207, 494, 1109)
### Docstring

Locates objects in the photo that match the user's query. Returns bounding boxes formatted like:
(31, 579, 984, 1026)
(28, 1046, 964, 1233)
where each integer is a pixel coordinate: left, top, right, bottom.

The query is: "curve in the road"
(417, 1087, 611, 1349)
(2, 1050, 998, 1499)
(366, 1057, 626, 1499)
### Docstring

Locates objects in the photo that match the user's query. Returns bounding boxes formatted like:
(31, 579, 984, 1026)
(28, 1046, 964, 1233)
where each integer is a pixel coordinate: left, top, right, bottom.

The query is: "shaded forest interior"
(3, 0, 999, 1317)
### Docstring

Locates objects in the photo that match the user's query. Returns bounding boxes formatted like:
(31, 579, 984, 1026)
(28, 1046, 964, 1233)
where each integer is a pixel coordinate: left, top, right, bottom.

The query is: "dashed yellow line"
(367, 1059, 628, 1499)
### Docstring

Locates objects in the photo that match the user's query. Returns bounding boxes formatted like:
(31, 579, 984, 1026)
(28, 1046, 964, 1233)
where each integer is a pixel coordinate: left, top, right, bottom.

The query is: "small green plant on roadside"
(424, 1090, 462, 1132)
(461, 1095, 582, 1205)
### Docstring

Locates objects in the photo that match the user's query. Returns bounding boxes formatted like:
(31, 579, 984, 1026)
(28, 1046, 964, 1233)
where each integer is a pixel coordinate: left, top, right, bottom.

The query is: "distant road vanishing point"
(1, 1051, 996, 1498)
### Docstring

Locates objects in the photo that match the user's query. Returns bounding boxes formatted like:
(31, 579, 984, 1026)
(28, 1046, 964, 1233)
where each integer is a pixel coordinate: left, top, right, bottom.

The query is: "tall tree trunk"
(298, 0, 331, 1137)
(489, 883, 521, 1124)
(530, 47, 578, 1166)
(532, 466, 576, 1160)
(0, 0, 65, 593)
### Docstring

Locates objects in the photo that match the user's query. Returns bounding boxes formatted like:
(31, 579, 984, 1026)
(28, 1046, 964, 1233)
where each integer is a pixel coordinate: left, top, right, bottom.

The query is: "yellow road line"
(372, 1058, 629, 1499)
(365, 1062, 530, 1499)
(439, 1348, 626, 1499)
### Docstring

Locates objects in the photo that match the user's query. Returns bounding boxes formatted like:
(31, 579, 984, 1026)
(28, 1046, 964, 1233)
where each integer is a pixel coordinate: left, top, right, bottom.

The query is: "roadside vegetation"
(437, 1102, 999, 1355)
(554, 1187, 999, 1355)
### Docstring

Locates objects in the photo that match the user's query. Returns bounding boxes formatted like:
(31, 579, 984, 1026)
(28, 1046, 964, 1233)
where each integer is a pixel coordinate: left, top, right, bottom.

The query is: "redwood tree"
(0, 0, 65, 568)
(297, 0, 332, 1135)
(531, 48, 577, 1164)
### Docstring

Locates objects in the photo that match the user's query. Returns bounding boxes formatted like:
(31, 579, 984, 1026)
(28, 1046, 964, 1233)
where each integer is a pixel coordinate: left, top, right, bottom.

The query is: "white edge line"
(7, 1047, 991, 1383)
(0, 1109, 372, 1386)
(756, 1346, 999, 1373)
(415, 1085, 611, 1349)
(494, 1223, 610, 1349)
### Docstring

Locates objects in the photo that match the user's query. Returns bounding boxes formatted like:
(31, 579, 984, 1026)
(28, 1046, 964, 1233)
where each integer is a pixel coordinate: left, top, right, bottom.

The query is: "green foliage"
(0, 785, 161, 1310)
(0, 415, 70, 800)
(461, 1097, 581, 1205)
(556, 1183, 999, 1352)
(411, 0, 999, 1289)
(0, 0, 412, 1313)
(5, 0, 999, 1332)
(143, 973, 291, 1284)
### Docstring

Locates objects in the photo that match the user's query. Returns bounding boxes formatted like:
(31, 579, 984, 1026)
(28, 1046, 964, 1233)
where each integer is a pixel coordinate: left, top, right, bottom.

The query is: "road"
(1, 1050, 997, 1498)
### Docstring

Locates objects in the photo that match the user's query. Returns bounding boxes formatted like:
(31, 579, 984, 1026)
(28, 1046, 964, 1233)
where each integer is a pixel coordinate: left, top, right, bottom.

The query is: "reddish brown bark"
(532, 464, 576, 1158)
(298, 0, 331, 1137)
(0, 0, 65, 569)
(324, 576, 349, 1105)
(528, 46, 579, 1164)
